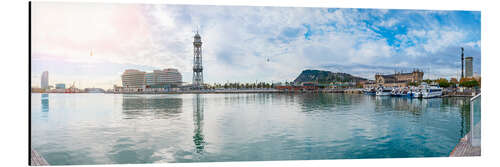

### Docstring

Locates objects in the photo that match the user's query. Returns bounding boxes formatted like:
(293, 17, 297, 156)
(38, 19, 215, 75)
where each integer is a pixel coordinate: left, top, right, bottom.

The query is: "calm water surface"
(31, 93, 471, 165)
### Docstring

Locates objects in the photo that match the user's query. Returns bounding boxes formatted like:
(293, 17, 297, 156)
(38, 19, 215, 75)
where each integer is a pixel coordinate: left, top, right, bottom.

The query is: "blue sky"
(31, 2, 481, 89)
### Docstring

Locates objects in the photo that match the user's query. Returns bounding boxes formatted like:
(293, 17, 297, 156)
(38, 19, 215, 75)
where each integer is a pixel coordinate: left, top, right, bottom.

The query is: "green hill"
(293, 69, 367, 84)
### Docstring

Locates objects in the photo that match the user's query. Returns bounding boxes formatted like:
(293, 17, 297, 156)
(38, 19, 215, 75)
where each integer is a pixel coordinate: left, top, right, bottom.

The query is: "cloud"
(31, 3, 481, 88)
(378, 18, 399, 28)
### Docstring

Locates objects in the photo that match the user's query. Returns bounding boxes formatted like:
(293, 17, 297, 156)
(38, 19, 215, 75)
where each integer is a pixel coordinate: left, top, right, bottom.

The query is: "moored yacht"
(413, 82, 442, 98)
(376, 87, 393, 96)
(363, 88, 377, 95)
(421, 86, 443, 98)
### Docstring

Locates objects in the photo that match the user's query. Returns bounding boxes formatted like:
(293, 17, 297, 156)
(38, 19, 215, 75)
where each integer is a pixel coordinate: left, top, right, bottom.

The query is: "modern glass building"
(41, 71, 49, 89)
(465, 57, 473, 78)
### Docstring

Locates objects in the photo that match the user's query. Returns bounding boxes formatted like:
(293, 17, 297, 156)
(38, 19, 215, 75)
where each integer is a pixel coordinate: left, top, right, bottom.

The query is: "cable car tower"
(192, 31, 204, 89)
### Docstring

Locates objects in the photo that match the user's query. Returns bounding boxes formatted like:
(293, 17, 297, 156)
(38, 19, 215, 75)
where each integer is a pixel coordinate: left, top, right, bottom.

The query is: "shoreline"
(31, 91, 475, 97)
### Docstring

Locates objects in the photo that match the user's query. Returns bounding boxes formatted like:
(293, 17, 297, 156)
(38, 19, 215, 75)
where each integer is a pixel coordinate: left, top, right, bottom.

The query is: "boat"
(421, 85, 443, 98)
(391, 87, 407, 97)
(363, 88, 377, 95)
(413, 82, 442, 98)
(376, 87, 393, 96)
(406, 87, 416, 98)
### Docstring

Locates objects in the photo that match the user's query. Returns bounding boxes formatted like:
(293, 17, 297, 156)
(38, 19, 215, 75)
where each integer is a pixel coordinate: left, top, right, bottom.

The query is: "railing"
(470, 93, 481, 147)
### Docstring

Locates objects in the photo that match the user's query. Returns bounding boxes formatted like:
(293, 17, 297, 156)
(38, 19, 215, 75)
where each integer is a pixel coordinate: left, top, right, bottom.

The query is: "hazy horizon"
(31, 2, 481, 89)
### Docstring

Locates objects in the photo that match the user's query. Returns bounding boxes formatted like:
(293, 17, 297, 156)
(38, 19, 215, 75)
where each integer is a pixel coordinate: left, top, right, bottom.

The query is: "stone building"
(374, 70, 424, 87)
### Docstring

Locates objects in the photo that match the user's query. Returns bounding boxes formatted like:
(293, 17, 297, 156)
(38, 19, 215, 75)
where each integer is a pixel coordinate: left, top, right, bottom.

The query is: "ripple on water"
(30, 93, 471, 164)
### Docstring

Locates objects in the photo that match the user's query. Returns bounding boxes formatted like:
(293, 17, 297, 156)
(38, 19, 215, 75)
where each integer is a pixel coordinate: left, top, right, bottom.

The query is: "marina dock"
(449, 132, 481, 157)
(31, 149, 49, 166)
(450, 94, 481, 157)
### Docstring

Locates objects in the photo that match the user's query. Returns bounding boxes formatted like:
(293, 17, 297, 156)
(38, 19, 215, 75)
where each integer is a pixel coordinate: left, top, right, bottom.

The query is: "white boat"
(391, 87, 408, 97)
(376, 87, 393, 96)
(413, 88, 422, 98)
(363, 88, 377, 95)
(421, 86, 443, 98)
(413, 83, 442, 98)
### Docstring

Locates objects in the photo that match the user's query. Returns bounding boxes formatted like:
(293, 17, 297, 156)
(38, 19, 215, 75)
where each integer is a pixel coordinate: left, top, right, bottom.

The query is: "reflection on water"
(442, 97, 471, 137)
(374, 96, 425, 115)
(193, 94, 205, 154)
(121, 95, 183, 119)
(30, 93, 475, 165)
(297, 93, 356, 112)
(41, 93, 49, 112)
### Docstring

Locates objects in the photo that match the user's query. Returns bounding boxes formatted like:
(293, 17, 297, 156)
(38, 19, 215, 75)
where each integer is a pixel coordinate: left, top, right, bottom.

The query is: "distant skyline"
(31, 2, 480, 89)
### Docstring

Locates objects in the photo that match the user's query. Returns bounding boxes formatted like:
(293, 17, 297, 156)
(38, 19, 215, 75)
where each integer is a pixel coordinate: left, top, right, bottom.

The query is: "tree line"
(204, 82, 274, 89)
(415, 77, 481, 88)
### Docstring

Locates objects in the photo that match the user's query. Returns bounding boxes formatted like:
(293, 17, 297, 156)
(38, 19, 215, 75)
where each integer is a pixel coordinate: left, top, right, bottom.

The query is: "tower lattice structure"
(192, 32, 204, 89)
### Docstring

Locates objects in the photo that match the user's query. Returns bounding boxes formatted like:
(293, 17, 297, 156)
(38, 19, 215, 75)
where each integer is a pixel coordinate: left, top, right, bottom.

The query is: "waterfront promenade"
(31, 149, 49, 166)
(109, 89, 476, 97)
(112, 88, 347, 94)
(450, 94, 481, 157)
(449, 131, 481, 157)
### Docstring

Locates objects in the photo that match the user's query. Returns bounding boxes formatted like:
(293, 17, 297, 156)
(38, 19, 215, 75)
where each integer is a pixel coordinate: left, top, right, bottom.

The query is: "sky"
(31, 2, 481, 89)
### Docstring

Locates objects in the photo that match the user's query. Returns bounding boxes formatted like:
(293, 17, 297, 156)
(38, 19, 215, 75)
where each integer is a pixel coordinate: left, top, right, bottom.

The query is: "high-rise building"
(192, 32, 204, 89)
(121, 69, 146, 88)
(465, 57, 473, 78)
(41, 71, 49, 89)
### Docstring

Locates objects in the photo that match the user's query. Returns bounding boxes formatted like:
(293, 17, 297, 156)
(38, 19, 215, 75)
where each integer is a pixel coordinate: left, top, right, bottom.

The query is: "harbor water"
(31, 93, 472, 165)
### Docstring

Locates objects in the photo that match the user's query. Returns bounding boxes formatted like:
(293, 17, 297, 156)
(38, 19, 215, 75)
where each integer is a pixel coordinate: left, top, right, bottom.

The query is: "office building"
(121, 69, 146, 89)
(144, 68, 183, 88)
(465, 57, 473, 78)
(164, 68, 182, 86)
(41, 71, 49, 89)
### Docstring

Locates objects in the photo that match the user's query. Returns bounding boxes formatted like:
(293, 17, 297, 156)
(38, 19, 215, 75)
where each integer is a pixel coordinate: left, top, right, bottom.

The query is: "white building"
(145, 70, 160, 86)
(121, 69, 146, 89)
(144, 68, 182, 87)
(163, 68, 182, 86)
(41, 71, 49, 89)
(121, 68, 182, 92)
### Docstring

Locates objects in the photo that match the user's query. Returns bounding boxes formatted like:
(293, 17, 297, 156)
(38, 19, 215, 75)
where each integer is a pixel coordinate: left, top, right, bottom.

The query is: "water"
(31, 93, 472, 165)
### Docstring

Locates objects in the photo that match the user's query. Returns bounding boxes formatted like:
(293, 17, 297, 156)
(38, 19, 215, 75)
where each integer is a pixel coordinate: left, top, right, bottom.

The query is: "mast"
(461, 47, 464, 79)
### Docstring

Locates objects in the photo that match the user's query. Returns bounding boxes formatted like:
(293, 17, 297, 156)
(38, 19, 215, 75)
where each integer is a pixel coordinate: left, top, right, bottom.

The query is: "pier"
(31, 149, 49, 166)
(449, 131, 481, 157)
(450, 93, 481, 157)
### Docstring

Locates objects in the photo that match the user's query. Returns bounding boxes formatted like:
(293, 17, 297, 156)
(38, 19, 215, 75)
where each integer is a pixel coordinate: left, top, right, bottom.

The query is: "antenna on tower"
(194, 25, 201, 35)
(192, 25, 200, 36)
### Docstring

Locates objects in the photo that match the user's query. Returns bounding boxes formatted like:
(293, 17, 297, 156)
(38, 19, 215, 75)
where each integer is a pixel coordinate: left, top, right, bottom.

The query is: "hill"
(293, 69, 367, 84)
